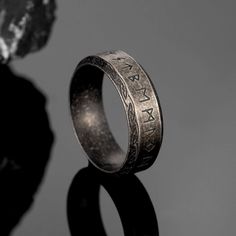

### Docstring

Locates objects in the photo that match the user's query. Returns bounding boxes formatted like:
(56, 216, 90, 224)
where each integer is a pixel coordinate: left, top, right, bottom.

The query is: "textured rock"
(0, 0, 56, 63)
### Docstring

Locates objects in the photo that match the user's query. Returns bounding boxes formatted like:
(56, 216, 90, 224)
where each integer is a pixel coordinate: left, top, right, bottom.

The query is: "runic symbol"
(140, 156, 152, 167)
(144, 127, 156, 136)
(142, 108, 155, 123)
(112, 57, 125, 61)
(128, 74, 139, 82)
(122, 63, 133, 70)
(145, 141, 155, 152)
(136, 87, 150, 102)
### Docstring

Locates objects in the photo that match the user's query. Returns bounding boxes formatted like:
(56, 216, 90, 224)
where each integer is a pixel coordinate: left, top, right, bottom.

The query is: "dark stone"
(0, 65, 54, 235)
(0, 0, 56, 63)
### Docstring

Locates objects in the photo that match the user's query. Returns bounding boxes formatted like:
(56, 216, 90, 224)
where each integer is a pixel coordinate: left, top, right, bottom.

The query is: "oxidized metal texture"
(70, 50, 163, 175)
(0, 0, 56, 63)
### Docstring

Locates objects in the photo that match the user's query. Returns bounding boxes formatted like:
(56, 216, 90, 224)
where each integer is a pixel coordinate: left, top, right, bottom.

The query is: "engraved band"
(70, 50, 163, 175)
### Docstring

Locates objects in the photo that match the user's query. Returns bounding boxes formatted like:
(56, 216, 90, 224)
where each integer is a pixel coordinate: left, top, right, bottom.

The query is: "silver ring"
(70, 50, 163, 175)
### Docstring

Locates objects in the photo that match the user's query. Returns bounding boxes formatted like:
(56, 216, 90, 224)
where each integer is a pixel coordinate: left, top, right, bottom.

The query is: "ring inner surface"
(70, 65, 126, 172)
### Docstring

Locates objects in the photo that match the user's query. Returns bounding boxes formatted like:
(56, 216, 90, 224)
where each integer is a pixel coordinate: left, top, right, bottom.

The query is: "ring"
(70, 50, 163, 175)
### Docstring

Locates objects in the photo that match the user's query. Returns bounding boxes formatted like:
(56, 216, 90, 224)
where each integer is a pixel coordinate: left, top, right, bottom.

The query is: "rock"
(0, 0, 56, 63)
(0, 65, 54, 234)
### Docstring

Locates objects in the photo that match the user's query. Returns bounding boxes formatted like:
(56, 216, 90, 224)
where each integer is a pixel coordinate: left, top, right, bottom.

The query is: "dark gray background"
(12, 0, 236, 235)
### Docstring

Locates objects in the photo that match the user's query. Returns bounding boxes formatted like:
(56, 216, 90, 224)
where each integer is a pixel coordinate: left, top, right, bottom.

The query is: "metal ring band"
(70, 50, 163, 175)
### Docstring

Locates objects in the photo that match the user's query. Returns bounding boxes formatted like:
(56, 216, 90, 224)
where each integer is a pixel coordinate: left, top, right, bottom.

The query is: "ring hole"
(103, 74, 128, 153)
(100, 186, 124, 236)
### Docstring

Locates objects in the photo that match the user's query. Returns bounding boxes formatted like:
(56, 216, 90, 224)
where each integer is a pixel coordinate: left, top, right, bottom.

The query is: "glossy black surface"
(67, 166, 159, 236)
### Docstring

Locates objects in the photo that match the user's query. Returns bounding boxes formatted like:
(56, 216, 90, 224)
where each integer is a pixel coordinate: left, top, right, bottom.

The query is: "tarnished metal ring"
(70, 50, 163, 175)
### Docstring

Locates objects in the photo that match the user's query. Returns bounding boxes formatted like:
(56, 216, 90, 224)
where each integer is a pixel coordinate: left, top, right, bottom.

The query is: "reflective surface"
(0, 65, 54, 235)
(67, 166, 159, 236)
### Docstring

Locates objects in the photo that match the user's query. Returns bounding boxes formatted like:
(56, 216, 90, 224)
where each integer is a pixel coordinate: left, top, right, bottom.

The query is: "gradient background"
(12, 0, 236, 235)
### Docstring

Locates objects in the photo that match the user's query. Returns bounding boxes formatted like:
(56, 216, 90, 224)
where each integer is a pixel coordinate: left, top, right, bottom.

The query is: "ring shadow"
(67, 166, 159, 236)
(0, 65, 54, 235)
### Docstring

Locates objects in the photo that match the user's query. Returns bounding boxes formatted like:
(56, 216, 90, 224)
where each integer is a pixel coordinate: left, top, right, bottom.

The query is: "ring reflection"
(67, 166, 159, 236)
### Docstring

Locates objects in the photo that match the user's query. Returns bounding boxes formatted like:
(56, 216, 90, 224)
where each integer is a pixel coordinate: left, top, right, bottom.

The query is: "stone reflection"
(0, 65, 54, 235)
(67, 166, 159, 236)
